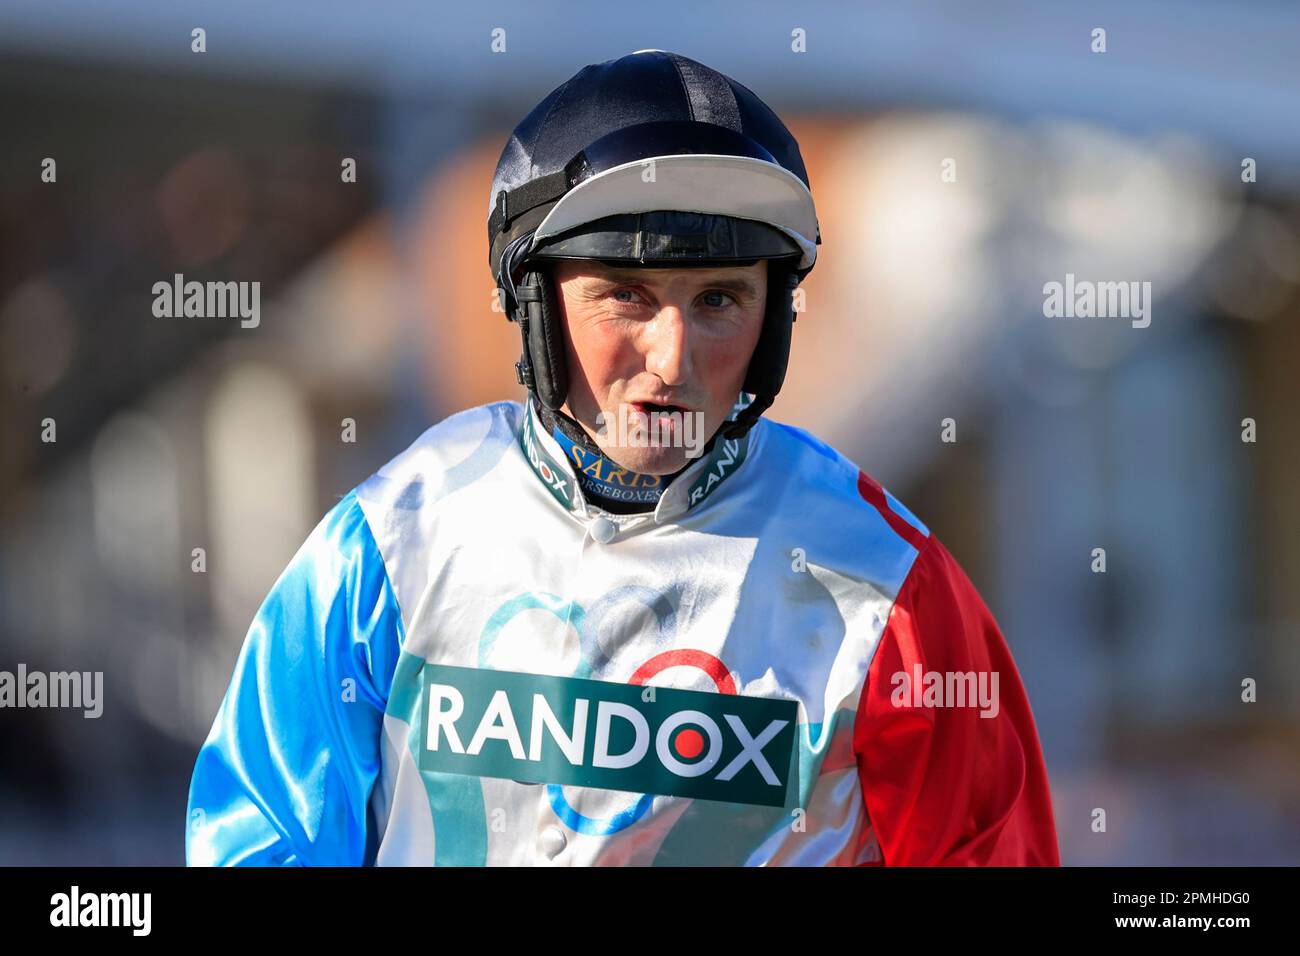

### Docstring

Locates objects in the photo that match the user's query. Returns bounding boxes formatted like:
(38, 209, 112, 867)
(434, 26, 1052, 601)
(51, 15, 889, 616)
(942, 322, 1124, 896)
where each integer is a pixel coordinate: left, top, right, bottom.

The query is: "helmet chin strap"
(536, 399, 604, 456)
(719, 394, 772, 441)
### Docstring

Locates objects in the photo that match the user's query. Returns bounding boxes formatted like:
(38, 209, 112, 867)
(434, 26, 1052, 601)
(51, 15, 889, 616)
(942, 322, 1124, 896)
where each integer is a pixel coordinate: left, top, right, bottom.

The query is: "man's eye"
(609, 288, 644, 307)
(605, 288, 737, 310)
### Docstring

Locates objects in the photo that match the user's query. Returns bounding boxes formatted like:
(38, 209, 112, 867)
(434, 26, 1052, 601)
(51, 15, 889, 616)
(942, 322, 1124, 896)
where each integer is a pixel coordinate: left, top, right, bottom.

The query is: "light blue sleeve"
(186, 489, 404, 866)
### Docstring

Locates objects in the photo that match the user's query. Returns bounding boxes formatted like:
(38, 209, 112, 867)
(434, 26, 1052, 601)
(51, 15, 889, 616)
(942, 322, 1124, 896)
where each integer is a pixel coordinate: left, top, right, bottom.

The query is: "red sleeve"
(853, 535, 1060, 866)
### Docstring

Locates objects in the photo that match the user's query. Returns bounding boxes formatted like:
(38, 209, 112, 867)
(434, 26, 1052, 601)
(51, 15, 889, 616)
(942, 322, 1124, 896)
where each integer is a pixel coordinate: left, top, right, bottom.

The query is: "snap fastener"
(590, 516, 617, 543)
(540, 825, 567, 860)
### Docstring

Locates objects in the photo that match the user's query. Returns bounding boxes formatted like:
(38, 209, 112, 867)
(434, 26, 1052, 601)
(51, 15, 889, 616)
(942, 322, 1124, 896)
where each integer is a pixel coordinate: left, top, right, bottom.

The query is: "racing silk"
(186, 399, 1060, 866)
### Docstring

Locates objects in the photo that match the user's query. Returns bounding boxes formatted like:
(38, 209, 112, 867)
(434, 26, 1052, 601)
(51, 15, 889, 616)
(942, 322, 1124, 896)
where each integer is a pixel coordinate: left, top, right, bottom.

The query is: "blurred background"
(1, 0, 1298, 865)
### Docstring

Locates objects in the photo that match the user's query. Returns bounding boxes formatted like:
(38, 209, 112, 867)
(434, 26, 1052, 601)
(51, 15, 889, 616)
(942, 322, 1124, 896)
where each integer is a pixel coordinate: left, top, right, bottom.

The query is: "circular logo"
(673, 727, 705, 759)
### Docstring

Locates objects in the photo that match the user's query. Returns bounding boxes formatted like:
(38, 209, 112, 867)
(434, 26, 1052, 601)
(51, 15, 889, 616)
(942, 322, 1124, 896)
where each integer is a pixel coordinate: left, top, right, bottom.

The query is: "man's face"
(551, 258, 768, 475)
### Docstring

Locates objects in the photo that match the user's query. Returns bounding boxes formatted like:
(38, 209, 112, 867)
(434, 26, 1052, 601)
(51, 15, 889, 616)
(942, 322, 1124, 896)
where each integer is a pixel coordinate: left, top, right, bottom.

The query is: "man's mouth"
(631, 401, 688, 415)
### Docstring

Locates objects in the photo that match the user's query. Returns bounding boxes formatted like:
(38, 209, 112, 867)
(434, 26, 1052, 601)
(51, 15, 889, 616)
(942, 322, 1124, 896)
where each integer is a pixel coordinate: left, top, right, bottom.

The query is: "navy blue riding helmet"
(487, 49, 821, 442)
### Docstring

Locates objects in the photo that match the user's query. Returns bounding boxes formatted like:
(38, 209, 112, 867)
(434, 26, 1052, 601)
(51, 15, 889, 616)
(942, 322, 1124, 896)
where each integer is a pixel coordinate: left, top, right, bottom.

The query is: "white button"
(590, 517, 617, 543)
(540, 826, 567, 860)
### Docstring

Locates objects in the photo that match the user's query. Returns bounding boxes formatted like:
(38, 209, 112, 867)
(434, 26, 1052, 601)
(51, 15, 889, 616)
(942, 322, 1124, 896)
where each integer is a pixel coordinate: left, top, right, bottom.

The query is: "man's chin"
(598, 444, 693, 477)
(585, 408, 715, 473)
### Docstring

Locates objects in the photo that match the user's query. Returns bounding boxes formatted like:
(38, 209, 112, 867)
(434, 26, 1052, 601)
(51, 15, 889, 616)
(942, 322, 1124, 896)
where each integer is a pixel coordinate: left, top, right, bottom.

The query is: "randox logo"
(518, 407, 571, 506)
(419, 664, 798, 808)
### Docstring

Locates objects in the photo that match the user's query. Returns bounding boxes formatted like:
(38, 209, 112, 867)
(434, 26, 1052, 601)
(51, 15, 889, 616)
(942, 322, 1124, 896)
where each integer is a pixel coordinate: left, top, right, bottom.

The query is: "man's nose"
(642, 304, 693, 386)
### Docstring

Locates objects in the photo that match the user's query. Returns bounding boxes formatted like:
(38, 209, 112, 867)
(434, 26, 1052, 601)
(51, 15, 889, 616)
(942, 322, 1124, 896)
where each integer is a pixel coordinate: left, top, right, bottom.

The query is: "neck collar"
(538, 402, 688, 513)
